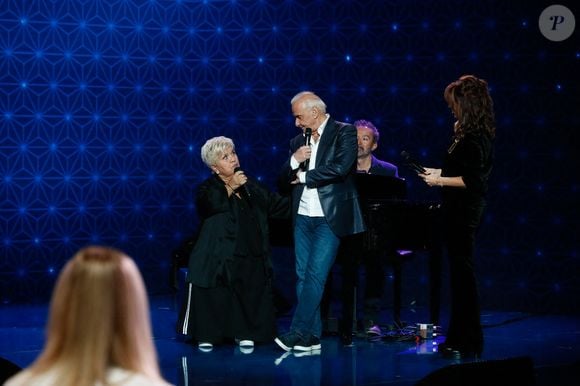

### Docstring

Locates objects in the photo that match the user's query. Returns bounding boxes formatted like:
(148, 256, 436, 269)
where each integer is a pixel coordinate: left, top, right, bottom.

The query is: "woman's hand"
(228, 169, 248, 191)
(423, 168, 441, 178)
(419, 168, 443, 187)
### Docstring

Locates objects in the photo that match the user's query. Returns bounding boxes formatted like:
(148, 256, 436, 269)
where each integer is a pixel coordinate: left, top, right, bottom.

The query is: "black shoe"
(340, 332, 353, 346)
(438, 341, 482, 358)
(294, 335, 322, 351)
(366, 324, 382, 337)
(275, 332, 301, 352)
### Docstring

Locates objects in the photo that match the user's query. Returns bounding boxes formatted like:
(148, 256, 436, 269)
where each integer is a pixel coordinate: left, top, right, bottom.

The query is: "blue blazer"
(279, 118, 366, 237)
(368, 155, 399, 177)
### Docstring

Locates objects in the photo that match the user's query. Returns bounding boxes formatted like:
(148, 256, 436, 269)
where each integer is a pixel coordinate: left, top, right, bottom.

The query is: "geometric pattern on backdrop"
(0, 0, 578, 312)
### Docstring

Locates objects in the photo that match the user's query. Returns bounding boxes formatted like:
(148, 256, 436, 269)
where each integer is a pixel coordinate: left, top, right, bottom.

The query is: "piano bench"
(388, 249, 416, 327)
(386, 248, 441, 328)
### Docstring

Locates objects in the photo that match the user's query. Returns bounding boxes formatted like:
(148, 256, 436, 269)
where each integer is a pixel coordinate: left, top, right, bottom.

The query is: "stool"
(390, 249, 414, 327)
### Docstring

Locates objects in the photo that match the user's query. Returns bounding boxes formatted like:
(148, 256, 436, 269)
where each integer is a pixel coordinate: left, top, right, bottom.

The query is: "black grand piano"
(354, 173, 442, 327)
(269, 174, 443, 328)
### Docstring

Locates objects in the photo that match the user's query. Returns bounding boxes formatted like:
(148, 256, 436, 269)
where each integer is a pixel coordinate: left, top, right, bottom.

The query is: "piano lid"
(355, 173, 407, 200)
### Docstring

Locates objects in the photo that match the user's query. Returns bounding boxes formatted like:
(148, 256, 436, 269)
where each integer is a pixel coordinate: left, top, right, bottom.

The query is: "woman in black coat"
(420, 75, 495, 358)
(178, 136, 290, 352)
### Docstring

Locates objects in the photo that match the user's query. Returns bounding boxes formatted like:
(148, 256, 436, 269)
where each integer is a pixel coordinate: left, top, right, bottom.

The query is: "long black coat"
(187, 174, 290, 288)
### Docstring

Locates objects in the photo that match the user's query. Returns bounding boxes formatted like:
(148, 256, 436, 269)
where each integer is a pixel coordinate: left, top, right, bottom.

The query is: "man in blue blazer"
(354, 119, 398, 177)
(275, 91, 365, 352)
(321, 119, 401, 346)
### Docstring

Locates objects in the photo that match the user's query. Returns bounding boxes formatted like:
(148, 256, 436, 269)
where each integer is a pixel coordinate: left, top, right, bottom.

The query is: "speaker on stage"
(415, 356, 535, 386)
(0, 356, 22, 384)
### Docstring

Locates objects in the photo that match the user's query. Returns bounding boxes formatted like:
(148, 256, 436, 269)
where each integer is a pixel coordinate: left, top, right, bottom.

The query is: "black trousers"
(445, 222, 483, 347)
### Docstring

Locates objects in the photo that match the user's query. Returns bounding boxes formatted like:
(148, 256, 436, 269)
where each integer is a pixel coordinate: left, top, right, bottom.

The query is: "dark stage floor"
(1, 295, 578, 385)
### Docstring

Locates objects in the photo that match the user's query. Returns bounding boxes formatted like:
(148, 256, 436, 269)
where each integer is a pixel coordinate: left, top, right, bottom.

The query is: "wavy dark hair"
(444, 75, 496, 140)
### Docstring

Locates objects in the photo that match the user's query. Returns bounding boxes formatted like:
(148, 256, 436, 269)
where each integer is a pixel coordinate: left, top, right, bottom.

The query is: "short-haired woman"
(178, 136, 290, 352)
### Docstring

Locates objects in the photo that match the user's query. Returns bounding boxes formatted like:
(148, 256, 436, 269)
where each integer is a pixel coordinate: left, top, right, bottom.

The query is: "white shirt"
(290, 114, 330, 217)
(5, 367, 173, 386)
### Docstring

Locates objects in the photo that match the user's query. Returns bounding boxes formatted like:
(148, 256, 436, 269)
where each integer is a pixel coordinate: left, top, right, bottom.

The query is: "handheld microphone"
(233, 167, 251, 200)
(303, 128, 312, 170)
(304, 128, 312, 146)
(400, 150, 427, 174)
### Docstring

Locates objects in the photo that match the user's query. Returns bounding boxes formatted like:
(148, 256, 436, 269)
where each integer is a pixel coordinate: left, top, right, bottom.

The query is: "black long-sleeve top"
(441, 132, 494, 228)
(187, 174, 290, 288)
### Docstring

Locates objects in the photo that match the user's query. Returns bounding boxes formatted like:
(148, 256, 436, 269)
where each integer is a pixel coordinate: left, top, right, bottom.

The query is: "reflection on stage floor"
(1, 295, 578, 386)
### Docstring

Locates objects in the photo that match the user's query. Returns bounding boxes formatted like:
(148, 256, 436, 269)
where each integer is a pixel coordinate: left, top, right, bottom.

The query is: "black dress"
(178, 175, 289, 344)
(441, 132, 493, 351)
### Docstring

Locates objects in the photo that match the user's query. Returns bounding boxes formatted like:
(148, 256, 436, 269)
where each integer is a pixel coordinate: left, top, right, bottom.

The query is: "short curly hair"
(200, 136, 235, 168)
(353, 119, 380, 143)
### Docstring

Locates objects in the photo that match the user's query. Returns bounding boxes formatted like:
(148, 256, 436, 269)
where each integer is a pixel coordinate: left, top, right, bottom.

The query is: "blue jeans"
(290, 215, 340, 338)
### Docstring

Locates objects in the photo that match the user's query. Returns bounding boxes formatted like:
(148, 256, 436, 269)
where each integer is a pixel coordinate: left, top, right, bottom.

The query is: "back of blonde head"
(16, 246, 163, 386)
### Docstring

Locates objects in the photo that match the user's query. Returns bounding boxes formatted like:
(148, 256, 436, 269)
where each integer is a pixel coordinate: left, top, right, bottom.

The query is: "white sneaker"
(293, 348, 321, 358)
(366, 325, 382, 336)
(198, 342, 213, 352)
(239, 346, 254, 354)
(238, 339, 254, 347)
(274, 351, 291, 365)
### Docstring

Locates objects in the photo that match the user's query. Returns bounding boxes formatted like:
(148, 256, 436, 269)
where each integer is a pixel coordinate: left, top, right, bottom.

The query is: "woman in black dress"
(419, 75, 495, 357)
(178, 136, 289, 352)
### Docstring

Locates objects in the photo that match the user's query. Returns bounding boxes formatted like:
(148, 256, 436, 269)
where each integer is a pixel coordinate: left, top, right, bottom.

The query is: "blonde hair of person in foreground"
(6, 246, 172, 386)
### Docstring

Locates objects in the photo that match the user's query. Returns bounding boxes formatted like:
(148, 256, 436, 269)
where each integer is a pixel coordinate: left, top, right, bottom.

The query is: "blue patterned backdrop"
(0, 0, 578, 313)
